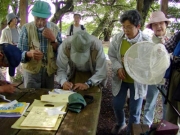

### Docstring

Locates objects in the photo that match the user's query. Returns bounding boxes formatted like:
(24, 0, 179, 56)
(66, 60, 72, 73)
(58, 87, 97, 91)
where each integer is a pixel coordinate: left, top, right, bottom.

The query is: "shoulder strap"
(81, 25, 85, 30)
(69, 24, 73, 36)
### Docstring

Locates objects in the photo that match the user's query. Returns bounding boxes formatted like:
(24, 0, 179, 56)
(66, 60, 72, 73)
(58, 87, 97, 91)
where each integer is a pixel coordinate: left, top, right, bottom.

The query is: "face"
(151, 21, 167, 37)
(122, 20, 140, 39)
(34, 17, 47, 28)
(12, 18, 17, 25)
(9, 18, 17, 26)
(74, 15, 81, 24)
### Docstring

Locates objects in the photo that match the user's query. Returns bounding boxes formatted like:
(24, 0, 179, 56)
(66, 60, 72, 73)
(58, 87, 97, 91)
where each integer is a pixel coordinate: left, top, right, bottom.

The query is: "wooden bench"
(131, 124, 149, 135)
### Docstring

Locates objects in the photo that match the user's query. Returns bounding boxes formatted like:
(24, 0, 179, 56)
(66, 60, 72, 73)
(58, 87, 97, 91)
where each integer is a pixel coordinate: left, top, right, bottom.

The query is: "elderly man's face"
(34, 16, 47, 29)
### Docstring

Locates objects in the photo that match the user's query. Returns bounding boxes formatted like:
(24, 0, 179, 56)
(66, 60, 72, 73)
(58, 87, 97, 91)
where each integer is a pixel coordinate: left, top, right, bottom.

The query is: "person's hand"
(27, 50, 43, 61)
(62, 81, 73, 90)
(0, 52, 3, 61)
(0, 52, 4, 66)
(0, 80, 10, 86)
(0, 84, 16, 93)
(42, 28, 56, 42)
(117, 68, 126, 80)
(73, 83, 89, 91)
(0, 52, 9, 67)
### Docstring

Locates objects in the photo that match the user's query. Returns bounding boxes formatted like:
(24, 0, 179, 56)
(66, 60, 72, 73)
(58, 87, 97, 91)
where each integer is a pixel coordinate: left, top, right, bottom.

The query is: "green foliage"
(0, 0, 11, 22)
(71, 0, 136, 37)
(61, 21, 72, 35)
(103, 47, 108, 55)
(12, 73, 23, 83)
(144, 1, 160, 28)
(168, 6, 180, 32)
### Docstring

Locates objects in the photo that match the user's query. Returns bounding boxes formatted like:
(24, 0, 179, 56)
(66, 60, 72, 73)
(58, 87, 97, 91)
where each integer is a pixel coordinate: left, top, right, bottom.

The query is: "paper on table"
(50, 89, 75, 94)
(11, 99, 67, 130)
(45, 106, 66, 116)
(20, 106, 59, 128)
(0, 100, 18, 108)
(41, 93, 73, 103)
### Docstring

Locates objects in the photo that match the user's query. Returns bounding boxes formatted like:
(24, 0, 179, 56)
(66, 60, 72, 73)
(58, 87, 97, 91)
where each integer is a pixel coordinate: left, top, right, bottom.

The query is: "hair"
(8, 20, 12, 25)
(149, 21, 169, 29)
(74, 14, 81, 18)
(120, 10, 141, 27)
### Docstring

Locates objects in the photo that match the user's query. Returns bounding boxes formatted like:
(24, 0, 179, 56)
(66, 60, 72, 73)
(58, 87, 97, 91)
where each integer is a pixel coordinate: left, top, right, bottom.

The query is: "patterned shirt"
(164, 31, 180, 90)
(18, 22, 62, 63)
(164, 31, 180, 53)
(164, 31, 180, 65)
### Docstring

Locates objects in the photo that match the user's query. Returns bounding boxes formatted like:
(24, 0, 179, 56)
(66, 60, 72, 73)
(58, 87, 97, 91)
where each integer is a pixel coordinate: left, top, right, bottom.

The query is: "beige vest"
(22, 22, 58, 76)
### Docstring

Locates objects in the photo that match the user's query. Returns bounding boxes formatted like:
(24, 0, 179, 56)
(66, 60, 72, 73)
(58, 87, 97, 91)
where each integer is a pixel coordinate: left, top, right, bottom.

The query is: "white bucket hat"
(146, 11, 170, 29)
(70, 30, 92, 65)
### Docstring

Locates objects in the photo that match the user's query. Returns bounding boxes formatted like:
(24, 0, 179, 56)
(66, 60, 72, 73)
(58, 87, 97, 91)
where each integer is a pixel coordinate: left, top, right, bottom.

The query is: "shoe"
(111, 124, 120, 135)
(118, 124, 127, 135)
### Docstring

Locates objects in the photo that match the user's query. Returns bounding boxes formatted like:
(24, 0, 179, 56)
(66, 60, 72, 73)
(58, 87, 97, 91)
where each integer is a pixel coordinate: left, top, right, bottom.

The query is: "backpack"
(69, 24, 85, 36)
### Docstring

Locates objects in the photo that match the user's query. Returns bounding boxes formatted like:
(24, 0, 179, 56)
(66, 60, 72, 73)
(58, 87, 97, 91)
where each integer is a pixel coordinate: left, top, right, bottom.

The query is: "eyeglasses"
(122, 26, 135, 31)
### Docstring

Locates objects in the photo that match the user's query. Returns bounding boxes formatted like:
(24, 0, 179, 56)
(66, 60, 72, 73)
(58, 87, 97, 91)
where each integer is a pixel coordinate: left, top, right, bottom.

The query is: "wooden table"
(0, 87, 102, 135)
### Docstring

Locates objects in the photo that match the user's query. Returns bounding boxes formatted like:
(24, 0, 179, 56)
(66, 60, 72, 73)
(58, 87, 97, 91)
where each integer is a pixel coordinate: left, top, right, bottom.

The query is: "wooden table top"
(0, 88, 102, 135)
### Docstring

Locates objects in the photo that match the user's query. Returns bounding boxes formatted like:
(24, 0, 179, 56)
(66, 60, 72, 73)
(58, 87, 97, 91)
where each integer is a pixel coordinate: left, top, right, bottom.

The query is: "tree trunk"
(91, 12, 109, 37)
(51, 0, 74, 31)
(136, 0, 154, 29)
(161, 0, 168, 17)
(19, 0, 28, 27)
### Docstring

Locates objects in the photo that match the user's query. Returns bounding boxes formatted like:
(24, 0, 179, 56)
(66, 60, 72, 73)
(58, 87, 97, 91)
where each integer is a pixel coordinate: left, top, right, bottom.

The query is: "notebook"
(0, 101, 29, 117)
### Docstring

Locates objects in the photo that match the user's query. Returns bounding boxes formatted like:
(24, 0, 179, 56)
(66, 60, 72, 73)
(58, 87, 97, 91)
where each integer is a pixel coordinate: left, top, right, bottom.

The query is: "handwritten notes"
(20, 106, 59, 127)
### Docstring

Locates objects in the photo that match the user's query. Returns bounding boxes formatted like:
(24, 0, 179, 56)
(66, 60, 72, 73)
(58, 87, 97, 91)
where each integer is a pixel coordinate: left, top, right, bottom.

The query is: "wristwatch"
(51, 39, 57, 43)
(85, 80, 93, 88)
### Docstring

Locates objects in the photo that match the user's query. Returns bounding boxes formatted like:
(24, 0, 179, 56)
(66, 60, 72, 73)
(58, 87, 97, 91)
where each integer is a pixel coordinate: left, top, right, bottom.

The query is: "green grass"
(103, 47, 109, 55)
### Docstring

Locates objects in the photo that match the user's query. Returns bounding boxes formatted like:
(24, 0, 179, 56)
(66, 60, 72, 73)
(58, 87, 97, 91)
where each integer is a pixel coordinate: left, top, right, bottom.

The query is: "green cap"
(31, 1, 51, 18)
(68, 93, 87, 113)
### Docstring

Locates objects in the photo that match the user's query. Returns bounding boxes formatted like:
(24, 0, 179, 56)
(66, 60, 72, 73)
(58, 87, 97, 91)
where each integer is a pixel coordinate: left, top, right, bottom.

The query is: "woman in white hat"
(143, 11, 171, 127)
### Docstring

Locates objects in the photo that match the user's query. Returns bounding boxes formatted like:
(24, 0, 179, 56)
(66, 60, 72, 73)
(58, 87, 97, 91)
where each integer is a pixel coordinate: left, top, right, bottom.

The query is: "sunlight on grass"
(103, 47, 108, 55)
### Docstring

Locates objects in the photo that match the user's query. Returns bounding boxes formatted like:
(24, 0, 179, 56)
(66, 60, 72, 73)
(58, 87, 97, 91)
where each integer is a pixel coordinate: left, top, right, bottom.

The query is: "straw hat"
(146, 11, 170, 29)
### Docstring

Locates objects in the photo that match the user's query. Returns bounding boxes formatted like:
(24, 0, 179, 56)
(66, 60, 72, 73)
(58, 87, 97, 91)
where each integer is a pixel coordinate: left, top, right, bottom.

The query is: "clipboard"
(11, 99, 67, 130)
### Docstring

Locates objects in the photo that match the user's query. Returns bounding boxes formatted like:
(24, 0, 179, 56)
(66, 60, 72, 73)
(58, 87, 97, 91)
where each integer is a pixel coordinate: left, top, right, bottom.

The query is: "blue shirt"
(18, 22, 62, 63)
